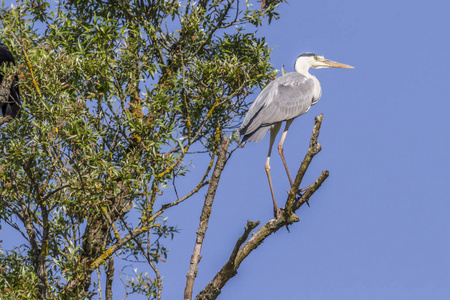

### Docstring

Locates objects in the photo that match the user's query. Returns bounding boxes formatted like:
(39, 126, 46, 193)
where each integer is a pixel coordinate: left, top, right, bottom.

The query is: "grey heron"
(0, 43, 20, 118)
(239, 53, 353, 217)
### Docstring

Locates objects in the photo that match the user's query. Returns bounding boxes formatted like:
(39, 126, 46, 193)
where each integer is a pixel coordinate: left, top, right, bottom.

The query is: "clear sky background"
(3, 0, 450, 299)
(159, 1, 450, 299)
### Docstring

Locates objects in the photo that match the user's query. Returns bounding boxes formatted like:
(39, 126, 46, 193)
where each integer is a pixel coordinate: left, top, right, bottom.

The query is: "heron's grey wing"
(240, 73, 315, 142)
(239, 79, 278, 133)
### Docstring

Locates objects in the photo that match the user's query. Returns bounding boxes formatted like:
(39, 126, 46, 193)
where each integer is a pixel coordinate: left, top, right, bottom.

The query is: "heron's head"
(294, 53, 354, 74)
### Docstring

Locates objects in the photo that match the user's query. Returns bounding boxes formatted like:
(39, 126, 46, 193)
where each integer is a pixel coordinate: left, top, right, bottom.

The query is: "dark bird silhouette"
(0, 43, 20, 118)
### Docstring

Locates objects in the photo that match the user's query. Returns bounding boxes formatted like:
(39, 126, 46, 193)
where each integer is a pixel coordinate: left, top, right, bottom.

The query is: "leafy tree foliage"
(0, 0, 287, 299)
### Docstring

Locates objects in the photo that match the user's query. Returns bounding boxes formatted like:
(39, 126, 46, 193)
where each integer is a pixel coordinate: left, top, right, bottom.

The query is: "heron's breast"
(311, 76, 322, 105)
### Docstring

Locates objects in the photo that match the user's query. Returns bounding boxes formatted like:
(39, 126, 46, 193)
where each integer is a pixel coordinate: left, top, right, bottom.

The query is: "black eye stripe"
(298, 53, 317, 58)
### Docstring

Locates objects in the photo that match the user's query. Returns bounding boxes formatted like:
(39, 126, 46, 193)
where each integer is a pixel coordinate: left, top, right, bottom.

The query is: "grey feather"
(240, 72, 316, 142)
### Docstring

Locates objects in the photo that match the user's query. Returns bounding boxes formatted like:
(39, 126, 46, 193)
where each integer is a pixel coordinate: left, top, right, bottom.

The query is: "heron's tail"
(240, 126, 271, 143)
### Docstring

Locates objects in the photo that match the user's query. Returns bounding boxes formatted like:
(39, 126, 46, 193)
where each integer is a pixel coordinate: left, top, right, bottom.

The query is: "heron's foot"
(299, 182, 314, 193)
(296, 184, 313, 207)
(284, 223, 290, 232)
(279, 207, 291, 232)
(273, 205, 282, 219)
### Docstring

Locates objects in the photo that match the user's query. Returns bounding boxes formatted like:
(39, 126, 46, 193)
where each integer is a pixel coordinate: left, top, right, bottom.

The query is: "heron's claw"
(275, 207, 291, 232)
(296, 188, 310, 207)
(274, 206, 282, 219)
(274, 207, 291, 232)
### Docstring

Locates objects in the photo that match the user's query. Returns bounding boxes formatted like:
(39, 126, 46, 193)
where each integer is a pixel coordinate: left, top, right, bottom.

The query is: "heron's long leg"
(278, 119, 294, 187)
(265, 123, 281, 218)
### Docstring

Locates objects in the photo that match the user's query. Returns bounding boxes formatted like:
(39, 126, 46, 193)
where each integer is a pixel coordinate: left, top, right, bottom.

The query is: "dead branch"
(285, 113, 324, 217)
(105, 257, 114, 300)
(196, 115, 329, 300)
(184, 136, 230, 300)
(0, 115, 12, 125)
(294, 170, 329, 211)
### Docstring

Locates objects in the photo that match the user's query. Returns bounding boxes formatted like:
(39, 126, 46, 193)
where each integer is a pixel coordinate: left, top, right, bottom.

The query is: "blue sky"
(159, 1, 450, 299)
(3, 0, 450, 299)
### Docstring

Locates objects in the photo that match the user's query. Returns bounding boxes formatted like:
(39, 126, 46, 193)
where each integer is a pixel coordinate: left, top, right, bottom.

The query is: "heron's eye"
(314, 55, 318, 60)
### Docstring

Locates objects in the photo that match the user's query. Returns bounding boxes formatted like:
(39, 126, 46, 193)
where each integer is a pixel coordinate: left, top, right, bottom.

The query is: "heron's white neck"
(294, 60, 313, 78)
(295, 60, 321, 103)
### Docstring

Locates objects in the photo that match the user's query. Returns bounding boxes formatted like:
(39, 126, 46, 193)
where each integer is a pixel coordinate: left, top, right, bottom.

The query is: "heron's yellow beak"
(321, 58, 354, 69)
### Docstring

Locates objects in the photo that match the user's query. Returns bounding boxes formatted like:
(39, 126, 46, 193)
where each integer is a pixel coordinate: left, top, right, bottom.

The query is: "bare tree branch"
(285, 113, 324, 217)
(184, 136, 230, 300)
(229, 220, 260, 263)
(195, 213, 299, 300)
(97, 268, 103, 300)
(294, 170, 329, 211)
(0, 115, 12, 125)
(105, 257, 114, 300)
(196, 115, 329, 300)
(149, 259, 163, 300)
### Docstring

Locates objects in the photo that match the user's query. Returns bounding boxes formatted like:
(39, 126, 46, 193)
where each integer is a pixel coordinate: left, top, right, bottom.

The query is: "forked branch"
(196, 114, 329, 300)
(285, 113, 324, 217)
